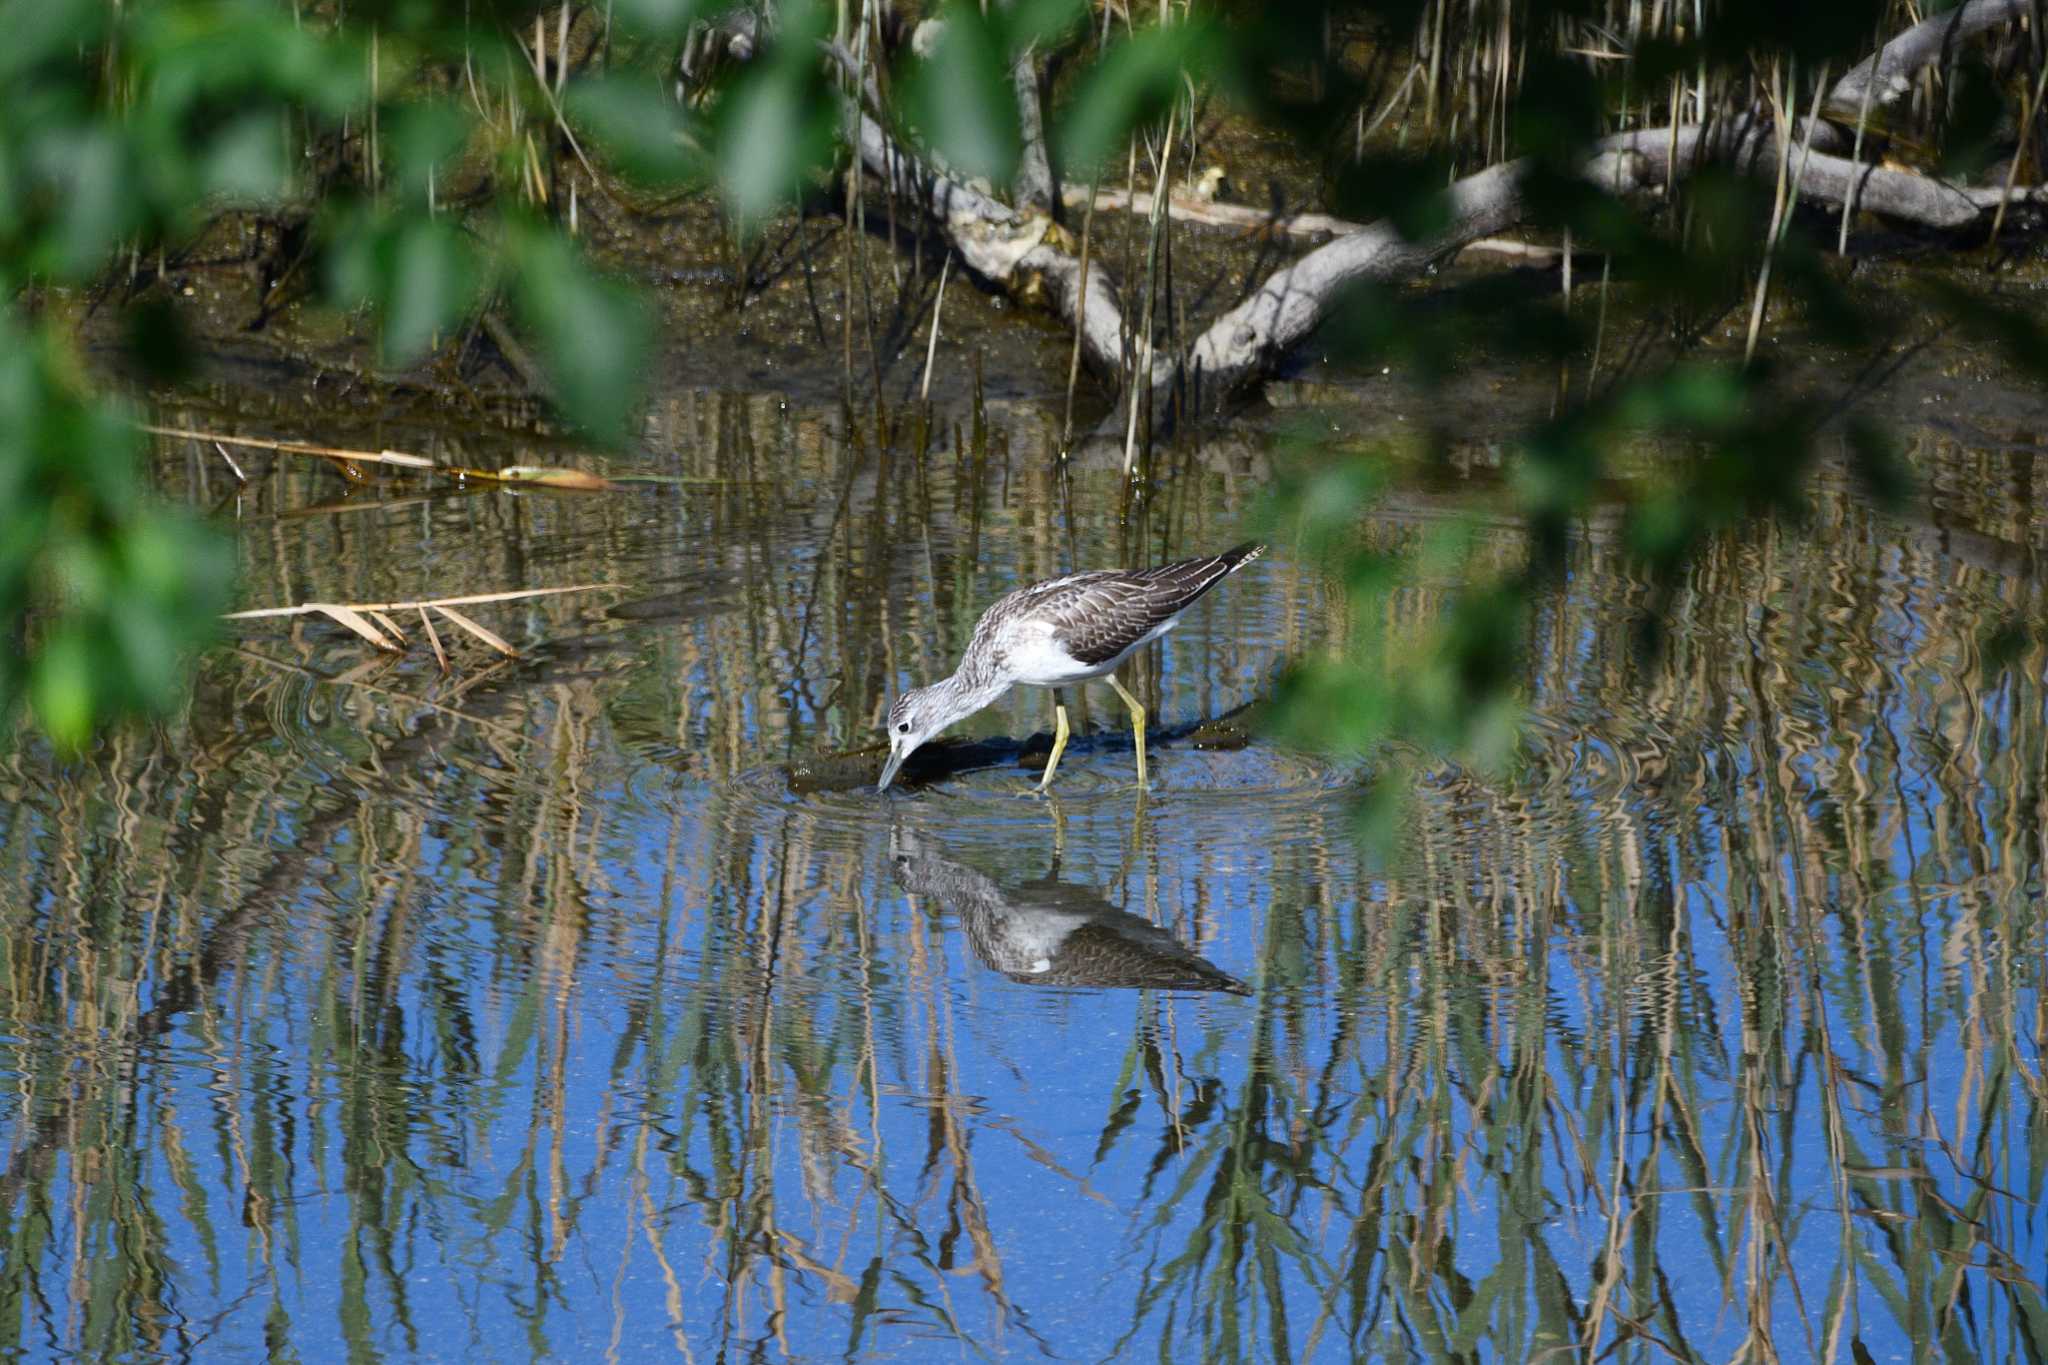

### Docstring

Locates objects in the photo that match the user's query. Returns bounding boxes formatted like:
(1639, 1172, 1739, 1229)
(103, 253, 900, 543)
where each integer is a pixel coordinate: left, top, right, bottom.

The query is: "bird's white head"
(877, 685, 950, 791)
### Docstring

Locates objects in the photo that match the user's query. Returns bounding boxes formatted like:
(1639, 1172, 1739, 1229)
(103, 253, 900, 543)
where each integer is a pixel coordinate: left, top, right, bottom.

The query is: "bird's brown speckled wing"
(1018, 542, 1264, 667)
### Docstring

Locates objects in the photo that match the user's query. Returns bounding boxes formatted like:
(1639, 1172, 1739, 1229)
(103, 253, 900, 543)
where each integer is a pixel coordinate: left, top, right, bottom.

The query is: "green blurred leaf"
(123, 298, 196, 387)
(510, 229, 653, 446)
(566, 73, 702, 185)
(715, 64, 832, 227)
(0, 0, 106, 84)
(1844, 417, 1911, 511)
(47, 124, 137, 281)
(612, 0, 730, 38)
(997, 0, 1088, 51)
(387, 100, 472, 204)
(382, 217, 478, 364)
(111, 597, 181, 712)
(0, 137, 19, 247)
(134, 1, 364, 117)
(29, 627, 95, 753)
(203, 112, 290, 201)
(1935, 61, 2005, 180)
(1057, 21, 1227, 173)
(906, 1, 1021, 186)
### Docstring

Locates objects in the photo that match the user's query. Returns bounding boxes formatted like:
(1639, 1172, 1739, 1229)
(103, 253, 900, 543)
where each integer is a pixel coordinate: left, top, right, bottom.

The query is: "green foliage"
(0, 0, 676, 743)
(711, 0, 834, 229)
(0, 317, 230, 750)
(506, 224, 654, 448)
(904, 1, 1022, 187)
(1058, 19, 1233, 172)
(565, 74, 703, 185)
(325, 206, 483, 363)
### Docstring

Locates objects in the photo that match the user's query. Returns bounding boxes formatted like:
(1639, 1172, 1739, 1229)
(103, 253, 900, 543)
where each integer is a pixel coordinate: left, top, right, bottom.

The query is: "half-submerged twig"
(143, 424, 626, 490)
(223, 584, 614, 658)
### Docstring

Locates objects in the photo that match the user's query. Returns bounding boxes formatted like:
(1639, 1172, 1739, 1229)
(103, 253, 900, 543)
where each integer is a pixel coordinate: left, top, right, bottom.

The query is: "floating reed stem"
(224, 584, 614, 657)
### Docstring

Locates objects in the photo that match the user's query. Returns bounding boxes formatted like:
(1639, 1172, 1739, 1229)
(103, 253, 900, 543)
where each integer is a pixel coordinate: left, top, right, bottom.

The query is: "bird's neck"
(931, 668, 1012, 724)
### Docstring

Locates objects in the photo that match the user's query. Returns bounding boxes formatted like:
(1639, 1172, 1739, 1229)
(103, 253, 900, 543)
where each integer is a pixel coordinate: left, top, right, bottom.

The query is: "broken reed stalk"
(1123, 116, 1180, 479)
(919, 251, 952, 404)
(224, 584, 614, 657)
(1063, 174, 1101, 449)
(144, 423, 757, 489)
(144, 424, 434, 468)
(211, 441, 248, 484)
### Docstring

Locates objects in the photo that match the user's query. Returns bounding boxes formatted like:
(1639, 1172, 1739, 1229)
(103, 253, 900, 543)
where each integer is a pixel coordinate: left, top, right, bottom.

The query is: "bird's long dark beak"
(877, 743, 908, 792)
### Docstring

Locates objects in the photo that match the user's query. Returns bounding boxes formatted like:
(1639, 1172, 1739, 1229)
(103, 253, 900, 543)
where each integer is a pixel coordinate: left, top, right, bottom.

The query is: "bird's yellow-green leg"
(1036, 698, 1072, 793)
(1107, 673, 1148, 787)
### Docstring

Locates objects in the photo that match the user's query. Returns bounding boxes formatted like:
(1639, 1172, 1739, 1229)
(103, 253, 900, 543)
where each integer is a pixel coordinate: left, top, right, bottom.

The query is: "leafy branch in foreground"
(0, 322, 231, 751)
(2, 1, 663, 744)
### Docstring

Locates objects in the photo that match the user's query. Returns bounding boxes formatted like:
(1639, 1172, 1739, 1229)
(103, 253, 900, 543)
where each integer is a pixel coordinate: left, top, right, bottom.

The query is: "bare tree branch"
(827, 5, 2040, 414)
(1827, 0, 2031, 115)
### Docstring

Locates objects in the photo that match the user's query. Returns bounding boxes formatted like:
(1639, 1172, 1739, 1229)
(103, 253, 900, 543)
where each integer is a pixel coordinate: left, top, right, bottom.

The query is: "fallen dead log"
(830, 4, 2041, 416)
(1827, 0, 2033, 117)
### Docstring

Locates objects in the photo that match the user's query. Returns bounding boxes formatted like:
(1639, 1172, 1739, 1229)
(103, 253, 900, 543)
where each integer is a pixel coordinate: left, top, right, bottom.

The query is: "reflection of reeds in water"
(0, 409, 2042, 1358)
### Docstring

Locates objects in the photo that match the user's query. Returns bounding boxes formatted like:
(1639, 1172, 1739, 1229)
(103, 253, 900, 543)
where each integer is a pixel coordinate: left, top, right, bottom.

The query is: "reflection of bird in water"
(892, 836, 1250, 994)
(878, 542, 1265, 792)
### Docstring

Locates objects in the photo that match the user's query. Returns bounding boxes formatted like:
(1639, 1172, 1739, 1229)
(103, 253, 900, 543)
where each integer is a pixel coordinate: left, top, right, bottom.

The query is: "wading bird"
(877, 542, 1265, 791)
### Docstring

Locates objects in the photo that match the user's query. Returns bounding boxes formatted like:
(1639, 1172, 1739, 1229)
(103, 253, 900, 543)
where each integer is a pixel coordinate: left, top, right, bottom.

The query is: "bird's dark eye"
(896, 722, 910, 734)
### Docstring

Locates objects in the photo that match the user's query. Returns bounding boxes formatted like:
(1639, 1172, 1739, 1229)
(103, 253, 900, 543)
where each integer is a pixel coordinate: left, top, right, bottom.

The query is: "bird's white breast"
(999, 616, 1176, 687)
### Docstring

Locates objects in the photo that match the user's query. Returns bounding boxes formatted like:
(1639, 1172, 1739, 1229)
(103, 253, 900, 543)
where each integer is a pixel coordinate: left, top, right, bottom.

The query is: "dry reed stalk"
(224, 584, 614, 656)
(1063, 176, 1101, 448)
(144, 424, 434, 468)
(144, 425, 634, 489)
(211, 441, 248, 484)
(1990, 58, 2048, 244)
(918, 252, 951, 404)
(1123, 116, 1181, 478)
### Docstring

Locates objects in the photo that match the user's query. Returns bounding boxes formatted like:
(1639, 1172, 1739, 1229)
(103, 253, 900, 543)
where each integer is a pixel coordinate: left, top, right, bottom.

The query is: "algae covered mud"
(1, 377, 2044, 1360)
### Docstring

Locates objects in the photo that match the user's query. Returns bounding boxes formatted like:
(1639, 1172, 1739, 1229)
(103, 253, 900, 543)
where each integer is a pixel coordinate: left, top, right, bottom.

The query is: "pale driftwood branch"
(1058, 184, 1565, 256)
(1827, 0, 2031, 115)
(1166, 155, 1575, 400)
(1601, 120, 2042, 229)
(831, 44, 1133, 380)
(1159, 115, 2044, 403)
(1008, 29, 1056, 213)
(829, 5, 2037, 413)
